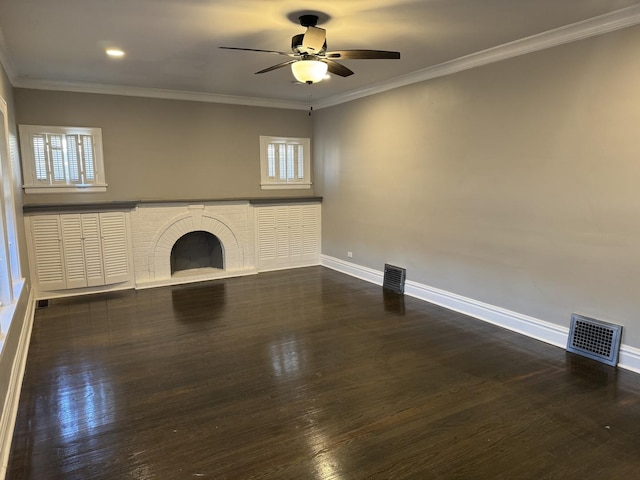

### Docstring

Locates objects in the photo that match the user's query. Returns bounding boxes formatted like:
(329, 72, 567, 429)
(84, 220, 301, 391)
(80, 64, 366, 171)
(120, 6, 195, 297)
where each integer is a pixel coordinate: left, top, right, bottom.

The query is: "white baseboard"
(618, 345, 640, 374)
(403, 277, 569, 348)
(320, 255, 385, 286)
(0, 285, 36, 480)
(321, 255, 640, 375)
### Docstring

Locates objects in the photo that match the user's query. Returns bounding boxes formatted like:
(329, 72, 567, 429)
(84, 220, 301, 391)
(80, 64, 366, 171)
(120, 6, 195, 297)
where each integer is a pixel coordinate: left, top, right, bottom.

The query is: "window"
(1, 96, 23, 347)
(260, 136, 311, 189)
(19, 125, 106, 193)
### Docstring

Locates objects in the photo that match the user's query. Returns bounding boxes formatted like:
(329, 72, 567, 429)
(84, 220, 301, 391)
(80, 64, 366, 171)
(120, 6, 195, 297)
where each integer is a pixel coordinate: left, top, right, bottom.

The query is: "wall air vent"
(383, 264, 406, 294)
(566, 313, 622, 367)
(36, 299, 49, 309)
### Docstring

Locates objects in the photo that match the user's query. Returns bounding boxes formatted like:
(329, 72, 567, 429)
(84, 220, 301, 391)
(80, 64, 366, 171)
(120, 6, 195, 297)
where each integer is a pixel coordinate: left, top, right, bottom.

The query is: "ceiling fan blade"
(255, 59, 298, 74)
(219, 46, 291, 56)
(324, 59, 354, 77)
(302, 26, 326, 53)
(325, 50, 401, 60)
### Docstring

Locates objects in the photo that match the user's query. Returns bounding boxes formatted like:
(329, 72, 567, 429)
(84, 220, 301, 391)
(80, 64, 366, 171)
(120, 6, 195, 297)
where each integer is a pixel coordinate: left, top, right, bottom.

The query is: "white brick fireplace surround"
(131, 202, 256, 288)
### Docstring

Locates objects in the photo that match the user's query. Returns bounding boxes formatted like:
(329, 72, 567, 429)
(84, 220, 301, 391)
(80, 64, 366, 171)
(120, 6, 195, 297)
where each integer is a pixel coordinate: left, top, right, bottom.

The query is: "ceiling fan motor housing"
(291, 33, 326, 54)
(299, 14, 319, 27)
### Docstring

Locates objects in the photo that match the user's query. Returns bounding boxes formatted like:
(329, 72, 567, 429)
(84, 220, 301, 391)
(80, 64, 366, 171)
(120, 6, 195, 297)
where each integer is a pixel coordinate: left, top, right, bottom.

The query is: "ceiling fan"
(220, 14, 401, 84)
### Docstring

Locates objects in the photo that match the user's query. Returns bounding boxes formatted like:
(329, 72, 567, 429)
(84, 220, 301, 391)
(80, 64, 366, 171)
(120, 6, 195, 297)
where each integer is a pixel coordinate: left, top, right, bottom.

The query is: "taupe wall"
(314, 25, 640, 347)
(14, 90, 313, 204)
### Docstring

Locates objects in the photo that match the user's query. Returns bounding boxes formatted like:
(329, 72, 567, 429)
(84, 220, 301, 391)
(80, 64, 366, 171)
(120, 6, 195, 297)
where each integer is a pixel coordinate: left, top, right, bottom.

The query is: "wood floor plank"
(8, 266, 640, 479)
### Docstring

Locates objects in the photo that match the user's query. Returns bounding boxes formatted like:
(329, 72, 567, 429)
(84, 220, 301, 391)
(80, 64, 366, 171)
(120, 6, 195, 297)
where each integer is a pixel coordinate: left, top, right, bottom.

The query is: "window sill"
(24, 184, 107, 194)
(261, 183, 312, 190)
(0, 278, 26, 352)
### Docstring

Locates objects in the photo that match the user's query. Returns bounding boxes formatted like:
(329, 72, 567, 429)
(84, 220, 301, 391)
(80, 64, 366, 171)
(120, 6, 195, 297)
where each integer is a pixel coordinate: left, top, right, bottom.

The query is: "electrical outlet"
(347, 251, 353, 258)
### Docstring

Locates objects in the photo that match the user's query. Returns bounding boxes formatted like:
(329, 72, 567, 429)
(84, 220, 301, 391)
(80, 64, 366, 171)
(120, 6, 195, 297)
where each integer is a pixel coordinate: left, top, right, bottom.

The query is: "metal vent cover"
(383, 264, 406, 294)
(566, 313, 622, 367)
(36, 299, 49, 309)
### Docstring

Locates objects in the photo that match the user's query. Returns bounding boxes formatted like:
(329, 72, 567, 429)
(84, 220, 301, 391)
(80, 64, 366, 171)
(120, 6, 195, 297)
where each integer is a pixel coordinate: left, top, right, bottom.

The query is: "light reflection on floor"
(31, 358, 117, 450)
(269, 334, 344, 479)
(269, 334, 308, 379)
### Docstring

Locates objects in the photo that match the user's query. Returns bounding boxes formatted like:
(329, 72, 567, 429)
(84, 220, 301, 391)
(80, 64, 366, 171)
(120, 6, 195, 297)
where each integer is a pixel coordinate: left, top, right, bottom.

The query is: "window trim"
(19, 124, 107, 194)
(0, 94, 24, 349)
(259, 136, 311, 190)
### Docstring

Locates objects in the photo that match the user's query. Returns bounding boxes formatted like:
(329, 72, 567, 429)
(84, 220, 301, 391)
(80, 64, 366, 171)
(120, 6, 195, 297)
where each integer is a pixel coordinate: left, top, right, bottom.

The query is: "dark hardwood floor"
(8, 266, 640, 479)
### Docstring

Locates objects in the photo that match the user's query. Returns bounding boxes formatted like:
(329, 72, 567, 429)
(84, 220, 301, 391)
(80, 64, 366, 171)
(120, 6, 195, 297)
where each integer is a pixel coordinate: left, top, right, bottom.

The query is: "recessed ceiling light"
(106, 48, 125, 58)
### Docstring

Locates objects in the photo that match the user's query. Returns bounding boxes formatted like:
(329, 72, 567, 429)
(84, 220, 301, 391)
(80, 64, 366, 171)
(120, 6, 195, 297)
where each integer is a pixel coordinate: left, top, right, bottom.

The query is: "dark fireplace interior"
(170, 231, 223, 275)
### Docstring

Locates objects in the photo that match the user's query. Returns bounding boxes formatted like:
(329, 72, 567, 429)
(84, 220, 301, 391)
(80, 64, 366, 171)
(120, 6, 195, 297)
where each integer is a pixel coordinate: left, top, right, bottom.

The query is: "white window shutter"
(66, 135, 81, 183)
(297, 145, 304, 180)
(19, 125, 107, 192)
(259, 135, 311, 190)
(82, 135, 96, 182)
(48, 134, 67, 183)
(278, 143, 287, 180)
(32, 135, 49, 182)
(267, 143, 276, 179)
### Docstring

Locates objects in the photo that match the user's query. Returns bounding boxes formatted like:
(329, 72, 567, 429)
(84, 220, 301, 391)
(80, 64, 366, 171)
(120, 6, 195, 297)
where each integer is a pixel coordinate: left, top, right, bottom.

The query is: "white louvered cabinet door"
(80, 213, 105, 287)
(255, 203, 321, 272)
(288, 205, 304, 263)
(301, 204, 321, 263)
(30, 215, 66, 290)
(60, 214, 89, 289)
(256, 207, 278, 270)
(275, 206, 292, 267)
(100, 212, 131, 285)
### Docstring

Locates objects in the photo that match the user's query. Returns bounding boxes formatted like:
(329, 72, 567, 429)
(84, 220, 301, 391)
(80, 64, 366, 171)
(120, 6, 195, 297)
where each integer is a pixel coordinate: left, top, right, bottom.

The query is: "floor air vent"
(566, 313, 622, 367)
(36, 299, 50, 309)
(383, 264, 406, 294)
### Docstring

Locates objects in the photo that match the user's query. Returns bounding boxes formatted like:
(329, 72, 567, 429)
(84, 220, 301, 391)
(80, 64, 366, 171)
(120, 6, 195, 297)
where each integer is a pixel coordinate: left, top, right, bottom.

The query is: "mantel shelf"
(23, 197, 323, 214)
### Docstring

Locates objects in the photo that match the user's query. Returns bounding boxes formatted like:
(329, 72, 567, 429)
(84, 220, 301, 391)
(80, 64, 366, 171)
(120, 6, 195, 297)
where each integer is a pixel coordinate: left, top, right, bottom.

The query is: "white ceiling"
(1, 0, 640, 109)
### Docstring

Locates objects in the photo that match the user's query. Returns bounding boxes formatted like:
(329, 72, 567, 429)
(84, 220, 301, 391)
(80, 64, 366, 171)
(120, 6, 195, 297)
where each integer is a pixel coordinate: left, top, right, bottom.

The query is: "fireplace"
(170, 231, 224, 275)
(131, 202, 256, 288)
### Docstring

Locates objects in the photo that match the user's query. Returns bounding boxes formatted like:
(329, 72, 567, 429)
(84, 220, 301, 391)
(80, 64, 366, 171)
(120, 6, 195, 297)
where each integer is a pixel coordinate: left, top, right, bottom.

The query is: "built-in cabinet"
(255, 203, 321, 271)
(24, 199, 321, 297)
(26, 211, 133, 294)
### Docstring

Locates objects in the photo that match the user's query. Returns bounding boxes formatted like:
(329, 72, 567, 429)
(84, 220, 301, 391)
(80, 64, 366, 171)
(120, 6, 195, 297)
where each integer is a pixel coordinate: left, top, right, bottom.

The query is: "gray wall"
(14, 89, 313, 204)
(314, 25, 640, 347)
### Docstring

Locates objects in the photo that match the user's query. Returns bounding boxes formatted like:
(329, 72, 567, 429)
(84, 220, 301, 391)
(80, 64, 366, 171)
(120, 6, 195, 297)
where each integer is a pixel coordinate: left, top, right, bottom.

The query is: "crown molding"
(314, 4, 640, 109)
(3, 5, 640, 110)
(11, 79, 309, 110)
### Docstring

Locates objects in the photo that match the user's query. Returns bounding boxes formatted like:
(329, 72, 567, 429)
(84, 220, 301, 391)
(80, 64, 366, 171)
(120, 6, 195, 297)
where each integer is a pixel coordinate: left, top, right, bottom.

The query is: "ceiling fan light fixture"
(105, 48, 125, 58)
(291, 59, 328, 84)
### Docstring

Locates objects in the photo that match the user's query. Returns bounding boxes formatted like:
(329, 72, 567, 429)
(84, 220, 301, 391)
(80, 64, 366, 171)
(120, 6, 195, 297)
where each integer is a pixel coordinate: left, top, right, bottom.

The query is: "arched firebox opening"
(170, 231, 224, 275)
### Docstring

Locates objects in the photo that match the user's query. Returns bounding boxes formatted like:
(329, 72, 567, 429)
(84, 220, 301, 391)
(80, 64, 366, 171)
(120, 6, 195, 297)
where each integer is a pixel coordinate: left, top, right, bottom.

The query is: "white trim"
(260, 184, 311, 190)
(403, 278, 568, 348)
(11, 79, 309, 111)
(4, 6, 640, 110)
(618, 345, 640, 375)
(314, 4, 640, 109)
(0, 284, 35, 480)
(321, 254, 384, 286)
(24, 185, 107, 194)
(320, 255, 640, 375)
